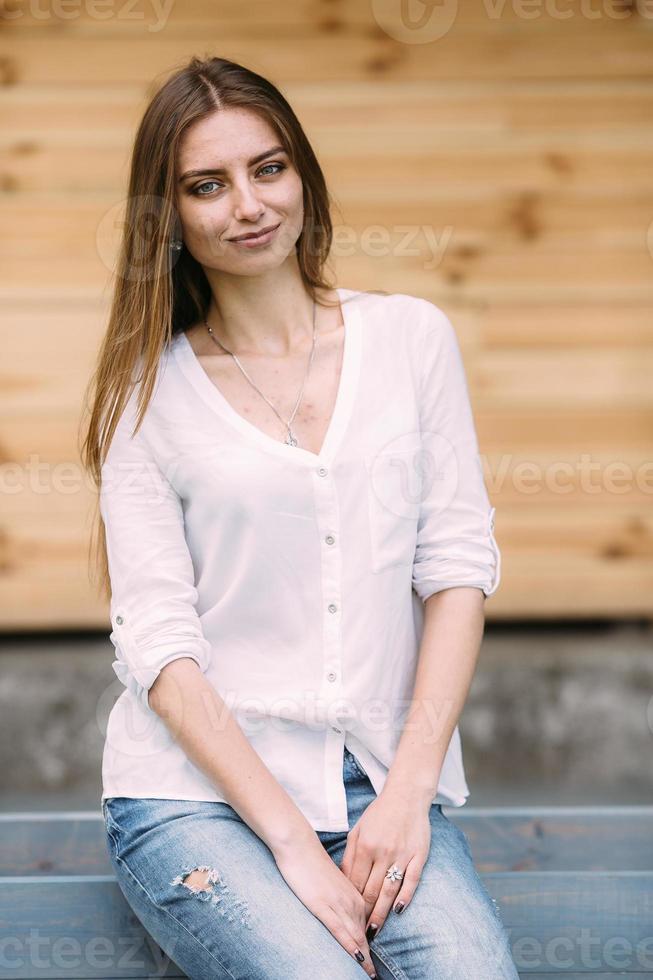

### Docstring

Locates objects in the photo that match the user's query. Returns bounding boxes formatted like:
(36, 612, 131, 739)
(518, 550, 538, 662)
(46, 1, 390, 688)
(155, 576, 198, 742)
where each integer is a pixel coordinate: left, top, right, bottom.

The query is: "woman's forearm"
(381, 586, 486, 806)
(147, 658, 318, 855)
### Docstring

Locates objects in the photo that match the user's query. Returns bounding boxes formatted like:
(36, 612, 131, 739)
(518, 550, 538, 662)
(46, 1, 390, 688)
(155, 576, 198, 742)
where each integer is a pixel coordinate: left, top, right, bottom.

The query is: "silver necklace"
(203, 299, 317, 448)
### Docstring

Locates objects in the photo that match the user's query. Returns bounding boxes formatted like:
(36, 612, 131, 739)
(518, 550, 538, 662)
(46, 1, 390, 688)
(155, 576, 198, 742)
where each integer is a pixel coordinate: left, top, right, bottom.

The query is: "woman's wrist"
(380, 773, 436, 813)
(265, 813, 321, 858)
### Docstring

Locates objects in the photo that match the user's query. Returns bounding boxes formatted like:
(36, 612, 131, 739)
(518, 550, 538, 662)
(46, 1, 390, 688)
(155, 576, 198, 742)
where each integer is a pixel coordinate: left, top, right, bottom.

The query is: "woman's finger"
(363, 861, 405, 938)
(341, 838, 374, 908)
(321, 904, 377, 978)
(390, 854, 423, 914)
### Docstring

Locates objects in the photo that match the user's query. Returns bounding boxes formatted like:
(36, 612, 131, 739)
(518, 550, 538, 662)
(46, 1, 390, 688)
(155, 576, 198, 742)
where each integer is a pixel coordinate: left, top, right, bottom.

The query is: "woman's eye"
(193, 180, 221, 196)
(192, 163, 286, 196)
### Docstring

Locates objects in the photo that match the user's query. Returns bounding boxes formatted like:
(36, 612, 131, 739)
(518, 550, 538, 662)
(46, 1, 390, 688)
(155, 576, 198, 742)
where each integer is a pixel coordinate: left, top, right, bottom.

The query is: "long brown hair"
(80, 54, 385, 601)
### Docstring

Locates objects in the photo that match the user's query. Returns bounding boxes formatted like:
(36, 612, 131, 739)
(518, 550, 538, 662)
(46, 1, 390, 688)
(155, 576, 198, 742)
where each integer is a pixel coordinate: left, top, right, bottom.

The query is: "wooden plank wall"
(1, 1, 652, 626)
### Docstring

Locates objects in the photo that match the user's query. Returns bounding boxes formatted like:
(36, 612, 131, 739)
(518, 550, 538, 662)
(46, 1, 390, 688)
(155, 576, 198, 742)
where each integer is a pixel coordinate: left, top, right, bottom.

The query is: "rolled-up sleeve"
(411, 301, 501, 602)
(99, 392, 213, 710)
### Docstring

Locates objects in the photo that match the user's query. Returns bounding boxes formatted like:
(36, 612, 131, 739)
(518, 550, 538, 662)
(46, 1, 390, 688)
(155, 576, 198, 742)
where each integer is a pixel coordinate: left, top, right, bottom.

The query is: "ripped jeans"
(102, 747, 519, 980)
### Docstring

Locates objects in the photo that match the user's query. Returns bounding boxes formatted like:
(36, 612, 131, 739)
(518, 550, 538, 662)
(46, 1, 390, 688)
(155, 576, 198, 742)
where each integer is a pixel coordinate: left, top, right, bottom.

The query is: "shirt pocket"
(363, 445, 422, 573)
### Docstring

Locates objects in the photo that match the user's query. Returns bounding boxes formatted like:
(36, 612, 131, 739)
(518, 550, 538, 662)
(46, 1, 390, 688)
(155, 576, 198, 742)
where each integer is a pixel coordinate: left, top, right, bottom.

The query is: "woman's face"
(174, 107, 305, 275)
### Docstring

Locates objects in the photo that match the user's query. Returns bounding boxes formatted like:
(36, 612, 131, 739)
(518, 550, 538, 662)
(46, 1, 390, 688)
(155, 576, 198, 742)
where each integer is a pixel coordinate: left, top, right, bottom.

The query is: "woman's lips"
(228, 223, 281, 248)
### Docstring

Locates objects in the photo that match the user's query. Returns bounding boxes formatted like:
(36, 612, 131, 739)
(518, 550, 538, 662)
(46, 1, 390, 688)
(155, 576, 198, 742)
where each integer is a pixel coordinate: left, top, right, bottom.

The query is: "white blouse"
(99, 287, 501, 831)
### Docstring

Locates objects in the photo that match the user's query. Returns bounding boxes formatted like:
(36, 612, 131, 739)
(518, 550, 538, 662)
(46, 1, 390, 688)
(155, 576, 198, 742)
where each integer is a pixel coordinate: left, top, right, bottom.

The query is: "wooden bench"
(0, 806, 651, 979)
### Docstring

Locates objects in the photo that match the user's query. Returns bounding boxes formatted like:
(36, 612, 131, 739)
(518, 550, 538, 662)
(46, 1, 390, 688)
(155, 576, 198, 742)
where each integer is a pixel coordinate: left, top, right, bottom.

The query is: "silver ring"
(385, 863, 404, 882)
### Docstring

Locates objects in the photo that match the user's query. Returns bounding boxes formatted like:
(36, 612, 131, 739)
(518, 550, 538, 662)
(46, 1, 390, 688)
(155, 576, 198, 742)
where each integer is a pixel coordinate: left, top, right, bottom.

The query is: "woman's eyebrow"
(178, 145, 287, 182)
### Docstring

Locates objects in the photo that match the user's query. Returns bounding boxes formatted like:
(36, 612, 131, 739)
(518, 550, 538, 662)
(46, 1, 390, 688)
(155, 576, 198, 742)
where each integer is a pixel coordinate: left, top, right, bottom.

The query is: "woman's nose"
(232, 182, 265, 220)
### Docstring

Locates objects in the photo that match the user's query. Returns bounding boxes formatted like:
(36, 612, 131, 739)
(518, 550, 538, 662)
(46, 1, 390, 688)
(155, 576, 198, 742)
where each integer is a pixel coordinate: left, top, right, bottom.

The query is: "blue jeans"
(102, 747, 519, 979)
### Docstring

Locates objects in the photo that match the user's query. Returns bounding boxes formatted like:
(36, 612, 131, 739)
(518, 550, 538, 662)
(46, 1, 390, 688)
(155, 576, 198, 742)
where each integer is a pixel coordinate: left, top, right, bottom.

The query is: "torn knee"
(170, 864, 253, 928)
(171, 865, 220, 894)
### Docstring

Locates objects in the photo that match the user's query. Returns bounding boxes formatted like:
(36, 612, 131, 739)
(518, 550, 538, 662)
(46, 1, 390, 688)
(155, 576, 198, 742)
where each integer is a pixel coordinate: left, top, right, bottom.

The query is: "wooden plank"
(4, 115, 653, 158)
(0, 264, 650, 304)
(1, 572, 649, 622)
(481, 560, 653, 617)
(0, 873, 651, 977)
(3, 346, 653, 413)
(1, 534, 652, 625)
(490, 872, 653, 974)
(2, 81, 653, 136)
(442, 806, 653, 873)
(0, 814, 111, 877)
(4, 193, 653, 235)
(3, 230, 653, 301)
(2, 807, 652, 877)
(2, 1, 653, 42)
(5, 144, 653, 196)
(3, 0, 653, 34)
(0, 570, 109, 629)
(2, 254, 653, 302)
(477, 350, 653, 409)
(338, 266, 653, 305)
(2, 515, 653, 623)
(1, 32, 653, 85)
(478, 412, 653, 450)
(0, 877, 185, 978)
(483, 304, 653, 349)
(3, 297, 652, 350)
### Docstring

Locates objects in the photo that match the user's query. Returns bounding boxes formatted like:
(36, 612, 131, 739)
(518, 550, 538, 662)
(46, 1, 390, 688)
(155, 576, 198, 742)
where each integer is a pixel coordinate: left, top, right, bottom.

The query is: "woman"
(82, 55, 518, 980)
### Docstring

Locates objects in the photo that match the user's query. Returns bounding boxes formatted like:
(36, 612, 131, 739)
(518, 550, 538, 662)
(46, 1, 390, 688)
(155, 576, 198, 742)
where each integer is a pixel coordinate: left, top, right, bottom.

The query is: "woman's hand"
(272, 833, 378, 978)
(339, 789, 432, 940)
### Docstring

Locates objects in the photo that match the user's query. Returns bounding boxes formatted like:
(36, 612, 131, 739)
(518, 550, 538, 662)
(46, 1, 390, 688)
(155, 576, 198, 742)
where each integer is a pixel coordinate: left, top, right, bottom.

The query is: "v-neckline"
(173, 286, 362, 465)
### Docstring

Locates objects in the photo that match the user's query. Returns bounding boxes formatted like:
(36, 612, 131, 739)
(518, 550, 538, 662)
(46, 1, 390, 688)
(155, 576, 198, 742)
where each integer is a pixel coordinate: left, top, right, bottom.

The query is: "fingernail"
(366, 923, 378, 941)
(394, 901, 405, 914)
(354, 949, 365, 963)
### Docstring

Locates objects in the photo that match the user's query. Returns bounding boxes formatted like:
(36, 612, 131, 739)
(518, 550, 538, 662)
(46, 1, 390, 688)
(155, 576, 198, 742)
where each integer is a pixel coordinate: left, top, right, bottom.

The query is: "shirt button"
(317, 466, 328, 477)
(327, 671, 337, 682)
(325, 534, 335, 545)
(327, 603, 337, 614)
(332, 726, 342, 733)
(115, 615, 124, 625)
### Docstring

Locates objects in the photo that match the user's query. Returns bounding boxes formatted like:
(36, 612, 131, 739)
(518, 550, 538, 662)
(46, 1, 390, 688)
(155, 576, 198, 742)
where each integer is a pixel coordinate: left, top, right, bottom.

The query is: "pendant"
(286, 431, 298, 447)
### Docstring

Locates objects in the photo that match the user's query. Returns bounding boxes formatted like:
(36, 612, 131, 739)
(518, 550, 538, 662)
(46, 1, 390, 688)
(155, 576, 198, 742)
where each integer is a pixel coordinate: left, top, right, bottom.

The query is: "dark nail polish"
(354, 949, 365, 963)
(366, 923, 378, 942)
(394, 901, 405, 914)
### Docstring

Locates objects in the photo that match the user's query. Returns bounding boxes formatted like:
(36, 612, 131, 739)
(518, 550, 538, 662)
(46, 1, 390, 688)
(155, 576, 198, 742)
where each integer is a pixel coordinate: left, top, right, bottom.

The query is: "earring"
(169, 238, 183, 251)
